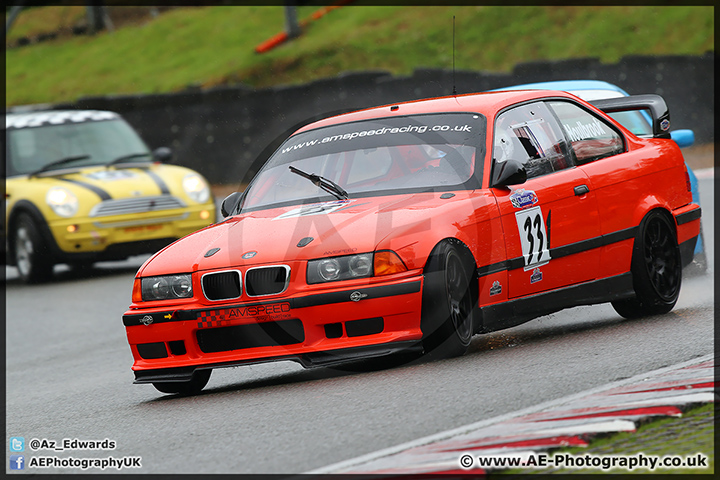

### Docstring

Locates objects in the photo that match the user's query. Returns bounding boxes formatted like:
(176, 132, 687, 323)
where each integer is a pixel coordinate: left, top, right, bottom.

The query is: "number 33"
(515, 206, 550, 269)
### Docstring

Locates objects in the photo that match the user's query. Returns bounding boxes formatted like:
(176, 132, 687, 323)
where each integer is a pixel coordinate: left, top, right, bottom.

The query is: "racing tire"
(152, 369, 211, 395)
(611, 210, 681, 319)
(421, 239, 474, 359)
(13, 213, 54, 284)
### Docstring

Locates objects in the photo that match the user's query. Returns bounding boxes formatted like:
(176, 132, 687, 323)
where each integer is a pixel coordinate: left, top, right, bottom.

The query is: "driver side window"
(493, 102, 573, 179)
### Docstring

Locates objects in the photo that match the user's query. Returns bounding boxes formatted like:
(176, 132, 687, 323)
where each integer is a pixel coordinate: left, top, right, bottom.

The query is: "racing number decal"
(515, 206, 550, 269)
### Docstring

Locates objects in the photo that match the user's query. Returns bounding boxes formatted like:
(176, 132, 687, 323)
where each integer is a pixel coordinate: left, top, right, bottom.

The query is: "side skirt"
(478, 272, 634, 333)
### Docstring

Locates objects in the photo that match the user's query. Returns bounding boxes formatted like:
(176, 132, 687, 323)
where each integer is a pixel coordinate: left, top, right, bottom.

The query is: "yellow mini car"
(5, 110, 216, 283)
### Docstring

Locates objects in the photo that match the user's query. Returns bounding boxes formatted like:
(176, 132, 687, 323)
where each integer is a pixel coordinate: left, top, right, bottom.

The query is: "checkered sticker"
(196, 302, 293, 329)
(197, 310, 230, 329)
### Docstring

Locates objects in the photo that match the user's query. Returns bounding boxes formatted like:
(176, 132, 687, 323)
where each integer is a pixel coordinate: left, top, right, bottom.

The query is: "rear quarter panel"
(578, 136, 693, 278)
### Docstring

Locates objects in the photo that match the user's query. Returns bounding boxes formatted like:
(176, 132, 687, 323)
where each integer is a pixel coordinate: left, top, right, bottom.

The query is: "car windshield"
(241, 113, 486, 212)
(6, 118, 151, 176)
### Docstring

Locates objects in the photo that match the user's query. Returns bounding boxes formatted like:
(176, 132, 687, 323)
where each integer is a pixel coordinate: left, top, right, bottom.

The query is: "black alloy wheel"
(421, 239, 474, 359)
(612, 210, 681, 319)
(14, 213, 54, 283)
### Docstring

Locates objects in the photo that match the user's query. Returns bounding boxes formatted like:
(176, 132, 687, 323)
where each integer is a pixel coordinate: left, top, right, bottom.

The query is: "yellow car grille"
(89, 195, 187, 217)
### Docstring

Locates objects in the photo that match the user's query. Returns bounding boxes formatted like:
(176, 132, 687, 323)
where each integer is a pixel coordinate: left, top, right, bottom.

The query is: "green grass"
(5, 5, 714, 107)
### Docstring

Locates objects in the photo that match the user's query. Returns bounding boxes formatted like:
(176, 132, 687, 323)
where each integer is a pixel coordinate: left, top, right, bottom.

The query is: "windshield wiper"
(106, 152, 152, 167)
(289, 166, 349, 200)
(29, 155, 91, 177)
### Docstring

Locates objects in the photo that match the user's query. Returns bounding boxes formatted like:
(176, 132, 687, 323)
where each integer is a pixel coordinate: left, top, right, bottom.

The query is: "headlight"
(307, 251, 406, 284)
(140, 274, 193, 301)
(46, 187, 79, 217)
(183, 173, 210, 203)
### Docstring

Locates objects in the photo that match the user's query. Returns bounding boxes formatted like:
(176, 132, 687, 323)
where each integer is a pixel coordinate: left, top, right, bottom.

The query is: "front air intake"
(196, 319, 305, 353)
(202, 270, 242, 301)
(245, 265, 290, 296)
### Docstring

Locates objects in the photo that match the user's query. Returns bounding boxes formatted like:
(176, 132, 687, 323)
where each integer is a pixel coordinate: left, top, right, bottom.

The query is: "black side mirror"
(221, 191, 243, 217)
(492, 159, 527, 187)
(152, 146, 173, 163)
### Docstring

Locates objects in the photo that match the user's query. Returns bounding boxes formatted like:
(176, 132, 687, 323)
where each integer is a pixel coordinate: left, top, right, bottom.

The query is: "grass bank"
(6, 5, 713, 106)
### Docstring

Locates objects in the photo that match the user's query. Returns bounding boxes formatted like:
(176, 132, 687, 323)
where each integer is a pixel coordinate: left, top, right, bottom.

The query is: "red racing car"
(122, 89, 701, 394)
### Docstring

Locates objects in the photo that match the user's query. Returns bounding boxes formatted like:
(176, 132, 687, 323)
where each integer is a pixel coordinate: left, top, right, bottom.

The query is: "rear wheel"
(612, 211, 681, 319)
(421, 239, 474, 359)
(14, 213, 54, 284)
(152, 369, 211, 395)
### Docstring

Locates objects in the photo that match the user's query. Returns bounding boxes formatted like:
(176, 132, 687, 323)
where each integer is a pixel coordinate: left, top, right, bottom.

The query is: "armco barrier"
(19, 53, 714, 185)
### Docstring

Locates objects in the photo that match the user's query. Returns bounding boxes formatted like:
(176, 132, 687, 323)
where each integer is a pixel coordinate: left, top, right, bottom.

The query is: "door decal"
(515, 206, 551, 270)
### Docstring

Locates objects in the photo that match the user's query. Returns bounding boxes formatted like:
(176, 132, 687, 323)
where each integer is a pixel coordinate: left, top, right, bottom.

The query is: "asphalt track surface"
(5, 176, 713, 474)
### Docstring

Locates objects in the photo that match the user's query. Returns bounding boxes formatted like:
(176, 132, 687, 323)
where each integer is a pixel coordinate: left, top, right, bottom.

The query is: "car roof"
(5, 110, 119, 130)
(295, 89, 577, 134)
(490, 79, 630, 95)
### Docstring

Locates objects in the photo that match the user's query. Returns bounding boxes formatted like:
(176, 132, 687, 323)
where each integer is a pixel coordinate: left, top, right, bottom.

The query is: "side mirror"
(221, 191, 243, 217)
(492, 159, 527, 187)
(152, 146, 173, 163)
(670, 129, 695, 148)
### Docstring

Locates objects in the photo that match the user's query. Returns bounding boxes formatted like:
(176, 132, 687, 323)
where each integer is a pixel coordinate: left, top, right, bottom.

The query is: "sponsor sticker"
(489, 280, 502, 296)
(530, 267, 543, 284)
(274, 200, 352, 220)
(510, 189, 539, 209)
(197, 302, 292, 328)
(350, 291, 368, 302)
(85, 170, 136, 181)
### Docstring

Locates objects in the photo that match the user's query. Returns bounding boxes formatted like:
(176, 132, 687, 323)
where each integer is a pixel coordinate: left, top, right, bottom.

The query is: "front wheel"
(421, 239, 475, 359)
(14, 213, 54, 284)
(612, 211, 681, 319)
(152, 369, 211, 395)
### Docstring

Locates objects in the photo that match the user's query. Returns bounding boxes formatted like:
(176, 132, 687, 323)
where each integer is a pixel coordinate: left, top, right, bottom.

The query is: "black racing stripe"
(477, 226, 638, 277)
(144, 169, 171, 195)
(123, 281, 422, 326)
(550, 226, 637, 260)
(476, 261, 509, 277)
(123, 309, 197, 327)
(599, 226, 638, 245)
(57, 178, 112, 201)
(292, 281, 422, 309)
(676, 207, 702, 225)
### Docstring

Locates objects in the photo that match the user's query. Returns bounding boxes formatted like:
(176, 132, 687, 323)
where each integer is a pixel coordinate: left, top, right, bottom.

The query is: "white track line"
(308, 353, 714, 474)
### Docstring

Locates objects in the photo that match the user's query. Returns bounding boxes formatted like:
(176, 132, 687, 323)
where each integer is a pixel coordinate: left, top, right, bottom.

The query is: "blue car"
(491, 80, 706, 273)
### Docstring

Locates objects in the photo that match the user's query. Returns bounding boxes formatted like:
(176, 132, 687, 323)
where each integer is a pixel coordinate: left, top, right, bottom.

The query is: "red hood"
(138, 192, 483, 276)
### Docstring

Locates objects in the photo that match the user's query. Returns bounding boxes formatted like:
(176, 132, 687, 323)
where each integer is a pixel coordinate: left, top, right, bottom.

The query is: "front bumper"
(124, 275, 425, 382)
(48, 203, 215, 256)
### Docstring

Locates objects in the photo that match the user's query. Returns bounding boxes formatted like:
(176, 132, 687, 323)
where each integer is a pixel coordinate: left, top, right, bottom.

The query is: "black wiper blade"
(29, 155, 91, 177)
(106, 152, 152, 167)
(289, 166, 349, 200)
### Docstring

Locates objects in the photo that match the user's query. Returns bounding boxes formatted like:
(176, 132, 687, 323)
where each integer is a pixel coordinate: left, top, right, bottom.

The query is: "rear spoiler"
(589, 94, 671, 139)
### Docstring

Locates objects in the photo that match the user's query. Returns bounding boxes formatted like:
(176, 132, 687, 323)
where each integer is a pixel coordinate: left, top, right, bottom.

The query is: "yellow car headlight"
(46, 187, 79, 217)
(183, 173, 210, 204)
